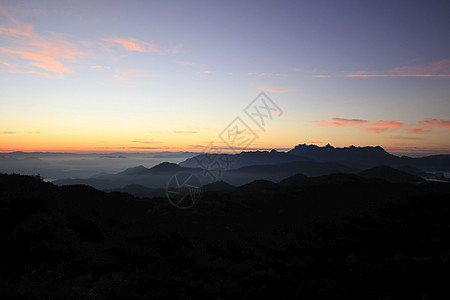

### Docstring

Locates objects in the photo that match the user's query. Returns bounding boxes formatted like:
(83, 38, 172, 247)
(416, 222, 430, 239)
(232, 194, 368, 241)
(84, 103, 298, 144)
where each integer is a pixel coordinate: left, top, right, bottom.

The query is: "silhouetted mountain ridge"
(202, 180, 236, 192)
(179, 149, 311, 169)
(181, 143, 450, 172)
(287, 144, 396, 167)
(118, 165, 147, 175)
(119, 162, 183, 175)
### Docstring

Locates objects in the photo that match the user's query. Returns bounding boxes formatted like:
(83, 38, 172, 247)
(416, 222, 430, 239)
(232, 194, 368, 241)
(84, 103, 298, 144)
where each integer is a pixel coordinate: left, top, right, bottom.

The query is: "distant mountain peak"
(119, 165, 148, 175)
(289, 143, 391, 153)
(202, 180, 236, 192)
(238, 179, 278, 192)
(150, 162, 183, 172)
(179, 149, 310, 170)
(287, 143, 396, 168)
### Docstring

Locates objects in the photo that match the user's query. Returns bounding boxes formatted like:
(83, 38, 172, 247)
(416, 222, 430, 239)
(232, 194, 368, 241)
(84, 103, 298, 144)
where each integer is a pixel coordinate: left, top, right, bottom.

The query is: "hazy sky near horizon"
(0, 0, 449, 155)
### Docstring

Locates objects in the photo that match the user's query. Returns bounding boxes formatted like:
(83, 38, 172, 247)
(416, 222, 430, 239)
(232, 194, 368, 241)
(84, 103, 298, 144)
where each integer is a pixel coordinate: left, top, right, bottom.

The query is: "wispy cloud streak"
(311, 117, 404, 133)
(101, 37, 182, 54)
(256, 85, 296, 93)
(0, 12, 85, 77)
(345, 59, 450, 78)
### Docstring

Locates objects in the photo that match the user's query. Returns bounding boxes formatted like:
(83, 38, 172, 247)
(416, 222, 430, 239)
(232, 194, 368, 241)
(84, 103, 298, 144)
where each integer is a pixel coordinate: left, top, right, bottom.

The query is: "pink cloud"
(409, 118, 450, 133)
(27, 34, 84, 59)
(359, 127, 389, 133)
(2, 49, 70, 73)
(389, 59, 450, 74)
(101, 37, 158, 53)
(408, 128, 429, 134)
(332, 117, 368, 125)
(196, 70, 213, 74)
(102, 38, 182, 54)
(313, 120, 347, 127)
(1, 49, 68, 75)
(311, 117, 404, 134)
(91, 65, 110, 69)
(371, 120, 403, 128)
(0, 24, 33, 37)
(0, 17, 85, 76)
(0, 59, 12, 66)
(419, 118, 450, 129)
(0, 68, 52, 78)
(315, 117, 450, 135)
(256, 85, 296, 93)
(312, 75, 330, 78)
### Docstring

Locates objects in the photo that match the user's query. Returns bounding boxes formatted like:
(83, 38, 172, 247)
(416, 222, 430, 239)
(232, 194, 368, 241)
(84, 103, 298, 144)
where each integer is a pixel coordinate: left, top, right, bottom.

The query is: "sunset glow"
(0, 1, 449, 156)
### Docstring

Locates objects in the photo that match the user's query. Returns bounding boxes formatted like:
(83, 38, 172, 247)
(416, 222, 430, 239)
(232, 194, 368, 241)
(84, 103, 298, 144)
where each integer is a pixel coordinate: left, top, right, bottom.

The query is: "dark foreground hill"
(359, 165, 423, 183)
(1, 173, 449, 299)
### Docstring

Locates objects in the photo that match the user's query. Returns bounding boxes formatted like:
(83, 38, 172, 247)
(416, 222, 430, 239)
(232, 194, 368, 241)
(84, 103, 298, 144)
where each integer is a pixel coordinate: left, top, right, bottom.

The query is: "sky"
(0, 0, 449, 156)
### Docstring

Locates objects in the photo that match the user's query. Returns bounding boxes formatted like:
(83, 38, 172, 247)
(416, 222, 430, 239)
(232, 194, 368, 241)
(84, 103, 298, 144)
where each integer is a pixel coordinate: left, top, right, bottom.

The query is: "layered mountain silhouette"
(119, 162, 186, 175)
(54, 162, 198, 189)
(182, 143, 450, 170)
(59, 165, 446, 199)
(53, 160, 360, 190)
(53, 144, 449, 192)
(179, 149, 311, 169)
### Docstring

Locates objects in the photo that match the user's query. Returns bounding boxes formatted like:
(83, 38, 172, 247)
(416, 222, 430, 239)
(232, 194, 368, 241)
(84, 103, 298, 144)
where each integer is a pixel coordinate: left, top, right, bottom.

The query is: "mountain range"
(1, 161, 449, 298)
(181, 143, 450, 170)
(52, 144, 450, 193)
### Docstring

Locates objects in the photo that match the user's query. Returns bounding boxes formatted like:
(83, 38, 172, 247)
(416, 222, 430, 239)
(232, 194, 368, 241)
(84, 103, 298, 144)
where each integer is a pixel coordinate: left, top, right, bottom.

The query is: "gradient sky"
(0, 0, 449, 155)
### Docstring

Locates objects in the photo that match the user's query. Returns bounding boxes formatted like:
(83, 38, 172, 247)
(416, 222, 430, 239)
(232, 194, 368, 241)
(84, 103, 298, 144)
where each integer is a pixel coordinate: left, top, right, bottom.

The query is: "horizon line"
(1, 143, 450, 157)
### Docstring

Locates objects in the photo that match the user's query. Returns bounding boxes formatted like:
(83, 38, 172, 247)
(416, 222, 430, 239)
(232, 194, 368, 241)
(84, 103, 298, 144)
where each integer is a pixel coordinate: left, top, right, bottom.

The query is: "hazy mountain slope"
(53, 163, 206, 189)
(53, 160, 360, 190)
(202, 180, 236, 192)
(105, 184, 167, 198)
(220, 160, 360, 185)
(52, 144, 450, 191)
(359, 165, 423, 183)
(179, 149, 310, 169)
